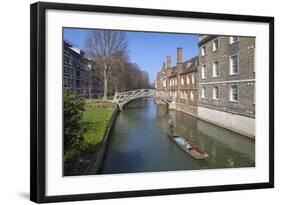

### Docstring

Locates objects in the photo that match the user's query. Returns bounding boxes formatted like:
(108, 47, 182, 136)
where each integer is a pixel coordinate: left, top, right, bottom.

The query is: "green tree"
(64, 90, 87, 161)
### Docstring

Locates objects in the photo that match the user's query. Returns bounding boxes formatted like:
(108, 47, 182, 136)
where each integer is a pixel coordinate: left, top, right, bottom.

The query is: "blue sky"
(64, 28, 199, 83)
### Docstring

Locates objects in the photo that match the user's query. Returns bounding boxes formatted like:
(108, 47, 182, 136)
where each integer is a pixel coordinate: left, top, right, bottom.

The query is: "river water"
(100, 98, 255, 174)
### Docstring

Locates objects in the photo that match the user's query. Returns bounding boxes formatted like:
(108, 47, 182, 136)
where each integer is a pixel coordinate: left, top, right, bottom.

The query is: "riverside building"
(198, 35, 255, 138)
(63, 40, 103, 98)
(155, 35, 255, 138)
(155, 48, 199, 117)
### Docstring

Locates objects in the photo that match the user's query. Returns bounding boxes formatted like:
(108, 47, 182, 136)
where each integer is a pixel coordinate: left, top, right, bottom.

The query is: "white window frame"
(254, 47, 256, 73)
(201, 46, 207, 56)
(212, 86, 219, 100)
(190, 91, 194, 101)
(191, 74, 195, 85)
(229, 36, 239, 44)
(212, 61, 219, 77)
(186, 75, 190, 85)
(229, 54, 239, 75)
(212, 38, 219, 51)
(201, 87, 206, 98)
(230, 84, 239, 102)
(201, 64, 207, 79)
(181, 76, 184, 85)
(163, 79, 166, 88)
(253, 84, 255, 105)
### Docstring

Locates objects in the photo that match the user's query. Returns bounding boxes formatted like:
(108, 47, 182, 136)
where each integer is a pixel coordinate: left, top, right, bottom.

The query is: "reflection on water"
(100, 98, 255, 174)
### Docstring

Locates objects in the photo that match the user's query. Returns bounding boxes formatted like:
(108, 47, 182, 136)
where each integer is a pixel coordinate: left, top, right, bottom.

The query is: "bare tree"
(107, 51, 129, 94)
(85, 30, 127, 99)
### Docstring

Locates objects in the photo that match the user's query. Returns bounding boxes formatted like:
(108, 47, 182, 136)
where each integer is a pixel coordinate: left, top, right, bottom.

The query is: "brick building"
(63, 40, 103, 98)
(198, 35, 255, 137)
(155, 35, 255, 138)
(155, 48, 199, 116)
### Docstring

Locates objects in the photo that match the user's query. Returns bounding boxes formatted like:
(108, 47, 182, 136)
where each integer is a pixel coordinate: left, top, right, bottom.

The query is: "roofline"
(168, 73, 177, 78)
(182, 55, 198, 64)
(179, 68, 198, 75)
(198, 35, 217, 46)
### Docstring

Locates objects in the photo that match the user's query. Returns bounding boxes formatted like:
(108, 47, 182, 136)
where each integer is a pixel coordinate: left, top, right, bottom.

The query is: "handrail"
(113, 89, 173, 110)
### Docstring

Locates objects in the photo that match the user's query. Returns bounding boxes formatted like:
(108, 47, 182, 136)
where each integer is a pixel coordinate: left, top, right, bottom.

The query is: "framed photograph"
(30, 1, 274, 203)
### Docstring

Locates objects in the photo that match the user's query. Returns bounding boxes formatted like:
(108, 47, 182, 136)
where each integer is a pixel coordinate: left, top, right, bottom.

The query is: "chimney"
(177, 47, 183, 70)
(166, 56, 172, 69)
(177, 47, 183, 64)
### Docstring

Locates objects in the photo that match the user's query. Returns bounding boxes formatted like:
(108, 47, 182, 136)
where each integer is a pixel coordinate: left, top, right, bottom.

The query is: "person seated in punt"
(185, 141, 192, 150)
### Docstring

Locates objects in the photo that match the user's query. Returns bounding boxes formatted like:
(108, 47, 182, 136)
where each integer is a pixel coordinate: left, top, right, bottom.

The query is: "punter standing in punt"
(168, 119, 175, 136)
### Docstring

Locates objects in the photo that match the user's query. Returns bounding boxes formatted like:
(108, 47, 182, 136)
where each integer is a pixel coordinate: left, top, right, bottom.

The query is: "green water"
(100, 98, 255, 174)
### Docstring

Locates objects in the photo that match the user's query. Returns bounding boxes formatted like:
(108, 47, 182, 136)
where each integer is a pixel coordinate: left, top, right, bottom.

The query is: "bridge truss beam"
(113, 89, 173, 110)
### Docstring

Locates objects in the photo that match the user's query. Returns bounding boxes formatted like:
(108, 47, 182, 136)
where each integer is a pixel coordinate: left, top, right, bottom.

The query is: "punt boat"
(168, 134, 209, 159)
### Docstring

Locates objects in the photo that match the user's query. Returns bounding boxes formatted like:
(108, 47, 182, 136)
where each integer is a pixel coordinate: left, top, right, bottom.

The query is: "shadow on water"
(100, 98, 255, 174)
(101, 146, 144, 174)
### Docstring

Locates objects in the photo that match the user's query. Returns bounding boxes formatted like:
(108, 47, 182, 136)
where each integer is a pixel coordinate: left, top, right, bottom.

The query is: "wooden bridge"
(113, 89, 173, 110)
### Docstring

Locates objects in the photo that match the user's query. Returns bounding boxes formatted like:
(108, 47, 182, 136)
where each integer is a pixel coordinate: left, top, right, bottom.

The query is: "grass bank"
(64, 99, 115, 176)
(82, 99, 115, 153)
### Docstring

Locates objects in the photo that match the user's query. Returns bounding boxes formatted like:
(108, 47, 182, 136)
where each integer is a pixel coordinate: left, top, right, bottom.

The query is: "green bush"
(64, 90, 88, 161)
(64, 95, 116, 175)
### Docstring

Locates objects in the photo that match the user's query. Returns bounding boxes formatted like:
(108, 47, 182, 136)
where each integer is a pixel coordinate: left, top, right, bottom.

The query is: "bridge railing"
(113, 89, 173, 110)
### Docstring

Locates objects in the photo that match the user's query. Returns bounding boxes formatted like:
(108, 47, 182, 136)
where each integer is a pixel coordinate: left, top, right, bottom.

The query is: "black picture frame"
(30, 1, 274, 203)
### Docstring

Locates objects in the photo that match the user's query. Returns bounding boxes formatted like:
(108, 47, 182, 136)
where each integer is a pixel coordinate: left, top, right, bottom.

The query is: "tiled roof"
(179, 56, 199, 75)
(168, 72, 177, 78)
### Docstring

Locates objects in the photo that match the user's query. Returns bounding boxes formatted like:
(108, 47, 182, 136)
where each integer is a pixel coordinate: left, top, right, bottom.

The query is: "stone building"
(198, 35, 255, 138)
(155, 35, 255, 138)
(83, 58, 103, 98)
(155, 48, 199, 116)
(176, 56, 199, 114)
(63, 40, 103, 98)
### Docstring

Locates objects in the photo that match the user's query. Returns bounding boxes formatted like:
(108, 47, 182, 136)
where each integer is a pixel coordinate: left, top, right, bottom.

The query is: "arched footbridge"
(113, 89, 173, 110)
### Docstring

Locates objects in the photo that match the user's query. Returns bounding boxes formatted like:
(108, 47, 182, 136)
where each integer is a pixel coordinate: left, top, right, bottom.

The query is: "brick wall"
(198, 36, 255, 118)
